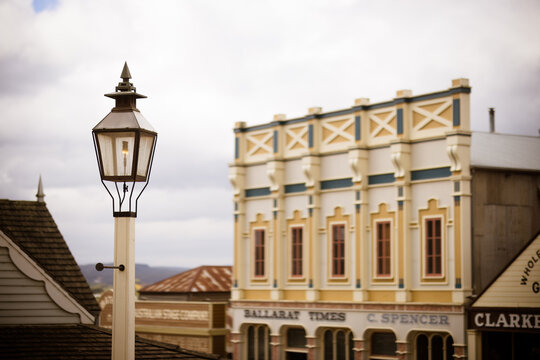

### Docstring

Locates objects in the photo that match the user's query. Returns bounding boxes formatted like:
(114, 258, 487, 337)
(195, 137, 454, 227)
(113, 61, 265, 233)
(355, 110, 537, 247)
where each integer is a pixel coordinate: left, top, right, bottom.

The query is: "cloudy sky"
(1, 0, 539, 268)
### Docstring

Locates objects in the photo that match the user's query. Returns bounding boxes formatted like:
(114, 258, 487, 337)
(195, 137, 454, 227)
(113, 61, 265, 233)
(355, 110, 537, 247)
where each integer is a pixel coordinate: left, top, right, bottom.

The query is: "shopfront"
(467, 233, 540, 360)
(231, 302, 465, 360)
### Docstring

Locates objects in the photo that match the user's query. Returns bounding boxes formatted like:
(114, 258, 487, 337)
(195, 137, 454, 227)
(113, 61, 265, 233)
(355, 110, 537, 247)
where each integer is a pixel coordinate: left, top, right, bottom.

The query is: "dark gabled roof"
(140, 265, 232, 294)
(0, 200, 100, 316)
(0, 324, 221, 359)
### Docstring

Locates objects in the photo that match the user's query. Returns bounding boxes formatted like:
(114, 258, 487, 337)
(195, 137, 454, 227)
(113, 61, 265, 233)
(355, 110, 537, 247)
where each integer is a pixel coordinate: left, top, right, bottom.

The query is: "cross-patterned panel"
(367, 109, 397, 146)
(411, 99, 452, 139)
(245, 130, 273, 163)
(320, 116, 355, 152)
(284, 124, 308, 157)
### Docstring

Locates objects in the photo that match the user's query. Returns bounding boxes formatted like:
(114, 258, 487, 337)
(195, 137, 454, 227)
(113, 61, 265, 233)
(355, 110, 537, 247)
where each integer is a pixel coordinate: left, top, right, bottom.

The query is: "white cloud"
(1, 0, 539, 268)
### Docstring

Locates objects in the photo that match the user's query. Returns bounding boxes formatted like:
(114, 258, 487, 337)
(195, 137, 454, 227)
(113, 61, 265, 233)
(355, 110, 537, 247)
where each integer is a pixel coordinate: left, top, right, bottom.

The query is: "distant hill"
(80, 263, 189, 294)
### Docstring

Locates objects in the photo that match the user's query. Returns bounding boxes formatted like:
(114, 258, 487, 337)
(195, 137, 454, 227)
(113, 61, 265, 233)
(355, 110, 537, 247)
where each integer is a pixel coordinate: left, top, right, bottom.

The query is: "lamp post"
(92, 63, 157, 360)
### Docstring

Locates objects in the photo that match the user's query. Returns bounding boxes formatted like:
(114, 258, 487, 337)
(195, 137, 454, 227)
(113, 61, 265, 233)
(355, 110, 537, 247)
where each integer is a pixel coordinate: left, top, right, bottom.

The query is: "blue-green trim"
(411, 167, 451, 181)
(455, 278, 462, 289)
(399, 278, 404, 289)
(320, 178, 353, 190)
(453, 98, 460, 126)
(308, 124, 314, 148)
(234, 87, 471, 133)
(397, 108, 403, 134)
(273, 130, 278, 153)
(285, 183, 307, 193)
(320, 109, 353, 118)
(245, 187, 271, 197)
(368, 173, 395, 185)
(234, 137, 239, 159)
(355, 116, 361, 141)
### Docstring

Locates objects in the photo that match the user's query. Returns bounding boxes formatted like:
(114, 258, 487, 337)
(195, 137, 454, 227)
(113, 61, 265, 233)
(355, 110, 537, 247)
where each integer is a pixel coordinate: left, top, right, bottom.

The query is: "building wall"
(471, 168, 540, 293)
(230, 80, 472, 359)
(0, 246, 80, 324)
(230, 80, 472, 304)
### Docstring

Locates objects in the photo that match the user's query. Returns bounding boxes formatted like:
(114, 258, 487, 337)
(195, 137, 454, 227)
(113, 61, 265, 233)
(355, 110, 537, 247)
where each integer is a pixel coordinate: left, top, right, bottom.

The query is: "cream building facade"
(229, 79, 473, 360)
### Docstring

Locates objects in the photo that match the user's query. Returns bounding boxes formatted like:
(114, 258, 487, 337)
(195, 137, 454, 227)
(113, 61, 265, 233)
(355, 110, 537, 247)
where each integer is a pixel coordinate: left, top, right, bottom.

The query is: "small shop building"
(467, 232, 540, 360)
(99, 265, 232, 356)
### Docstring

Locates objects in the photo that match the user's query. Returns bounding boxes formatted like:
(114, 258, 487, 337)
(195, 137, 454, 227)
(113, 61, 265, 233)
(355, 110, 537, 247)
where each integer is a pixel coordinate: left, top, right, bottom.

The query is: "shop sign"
(469, 309, 540, 331)
(520, 248, 540, 295)
(242, 308, 454, 325)
(367, 313, 449, 325)
(244, 309, 346, 322)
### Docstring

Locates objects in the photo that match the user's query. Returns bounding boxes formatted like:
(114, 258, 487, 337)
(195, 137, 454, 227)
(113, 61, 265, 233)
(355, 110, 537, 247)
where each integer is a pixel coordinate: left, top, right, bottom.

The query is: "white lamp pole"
(92, 63, 157, 360)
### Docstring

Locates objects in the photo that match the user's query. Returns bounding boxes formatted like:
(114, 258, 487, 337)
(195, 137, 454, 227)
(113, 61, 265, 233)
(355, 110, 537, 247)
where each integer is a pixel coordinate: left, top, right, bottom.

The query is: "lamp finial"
(120, 62, 132, 81)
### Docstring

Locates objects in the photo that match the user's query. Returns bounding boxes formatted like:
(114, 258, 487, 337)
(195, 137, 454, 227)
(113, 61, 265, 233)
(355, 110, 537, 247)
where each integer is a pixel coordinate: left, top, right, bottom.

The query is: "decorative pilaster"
(349, 148, 369, 301)
(270, 334, 282, 360)
(446, 130, 472, 302)
(353, 339, 366, 360)
(268, 160, 285, 300)
(229, 166, 246, 300)
(230, 331, 242, 360)
(306, 336, 317, 360)
(391, 141, 411, 302)
(395, 340, 410, 360)
(303, 155, 320, 301)
(465, 329, 479, 360)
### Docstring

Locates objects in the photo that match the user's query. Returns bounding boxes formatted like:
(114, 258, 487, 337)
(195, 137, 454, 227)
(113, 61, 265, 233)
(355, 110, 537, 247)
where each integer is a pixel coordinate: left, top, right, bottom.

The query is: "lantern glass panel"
(137, 133, 155, 177)
(97, 131, 136, 177)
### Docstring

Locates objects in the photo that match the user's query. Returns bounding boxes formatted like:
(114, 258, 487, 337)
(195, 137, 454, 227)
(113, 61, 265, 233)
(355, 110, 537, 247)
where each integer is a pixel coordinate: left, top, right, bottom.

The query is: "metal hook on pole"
(95, 262, 125, 272)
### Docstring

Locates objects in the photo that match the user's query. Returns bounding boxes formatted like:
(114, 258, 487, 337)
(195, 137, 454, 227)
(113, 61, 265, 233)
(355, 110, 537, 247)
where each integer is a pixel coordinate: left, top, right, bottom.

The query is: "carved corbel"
(228, 166, 245, 196)
(348, 149, 367, 183)
(390, 142, 410, 180)
(302, 156, 320, 188)
(267, 161, 284, 191)
(446, 144, 461, 172)
(391, 152, 405, 178)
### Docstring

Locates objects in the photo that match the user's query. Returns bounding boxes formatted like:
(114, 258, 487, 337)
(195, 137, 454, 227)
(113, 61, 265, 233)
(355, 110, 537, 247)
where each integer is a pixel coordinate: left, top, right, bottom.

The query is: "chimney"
(489, 108, 495, 133)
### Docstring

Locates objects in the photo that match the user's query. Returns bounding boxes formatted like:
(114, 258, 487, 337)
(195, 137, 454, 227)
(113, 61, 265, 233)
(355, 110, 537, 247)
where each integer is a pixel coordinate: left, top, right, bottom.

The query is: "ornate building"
(229, 79, 474, 359)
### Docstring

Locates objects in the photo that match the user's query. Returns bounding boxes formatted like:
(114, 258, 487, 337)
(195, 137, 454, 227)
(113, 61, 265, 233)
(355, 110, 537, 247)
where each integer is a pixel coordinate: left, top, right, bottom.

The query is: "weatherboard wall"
(0, 246, 80, 324)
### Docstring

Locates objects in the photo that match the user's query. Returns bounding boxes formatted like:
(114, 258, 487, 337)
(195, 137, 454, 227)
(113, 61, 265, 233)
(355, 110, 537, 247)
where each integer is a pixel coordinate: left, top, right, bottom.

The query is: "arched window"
(431, 335, 443, 360)
(245, 324, 271, 360)
(370, 332, 397, 359)
(416, 334, 428, 360)
(414, 333, 454, 360)
(285, 327, 307, 360)
(321, 328, 354, 360)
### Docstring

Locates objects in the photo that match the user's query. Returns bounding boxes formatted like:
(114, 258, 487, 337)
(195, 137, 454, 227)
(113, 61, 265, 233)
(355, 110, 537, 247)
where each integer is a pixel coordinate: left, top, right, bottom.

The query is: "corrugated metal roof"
(471, 132, 540, 171)
(140, 265, 232, 293)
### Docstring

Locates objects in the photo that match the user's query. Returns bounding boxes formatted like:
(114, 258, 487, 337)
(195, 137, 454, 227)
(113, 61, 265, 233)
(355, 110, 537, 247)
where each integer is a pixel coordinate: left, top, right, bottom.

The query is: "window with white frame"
(291, 227, 303, 277)
(331, 224, 346, 277)
(246, 324, 272, 360)
(424, 218, 442, 277)
(415, 333, 454, 360)
(375, 221, 391, 277)
(322, 328, 354, 360)
(254, 229, 265, 277)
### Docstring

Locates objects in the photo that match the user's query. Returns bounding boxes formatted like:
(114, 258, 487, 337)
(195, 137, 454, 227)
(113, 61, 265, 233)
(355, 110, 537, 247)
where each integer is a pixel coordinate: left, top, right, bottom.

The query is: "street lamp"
(92, 62, 157, 360)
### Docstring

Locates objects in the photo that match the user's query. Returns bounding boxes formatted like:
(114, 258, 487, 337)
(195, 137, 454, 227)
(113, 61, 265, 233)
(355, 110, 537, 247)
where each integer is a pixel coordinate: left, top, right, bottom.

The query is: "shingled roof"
(0, 324, 220, 359)
(140, 265, 232, 294)
(0, 199, 100, 316)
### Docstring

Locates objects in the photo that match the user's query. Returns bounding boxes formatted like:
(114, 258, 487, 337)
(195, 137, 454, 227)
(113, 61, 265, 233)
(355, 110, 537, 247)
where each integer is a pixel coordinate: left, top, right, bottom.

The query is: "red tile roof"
(140, 265, 232, 293)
